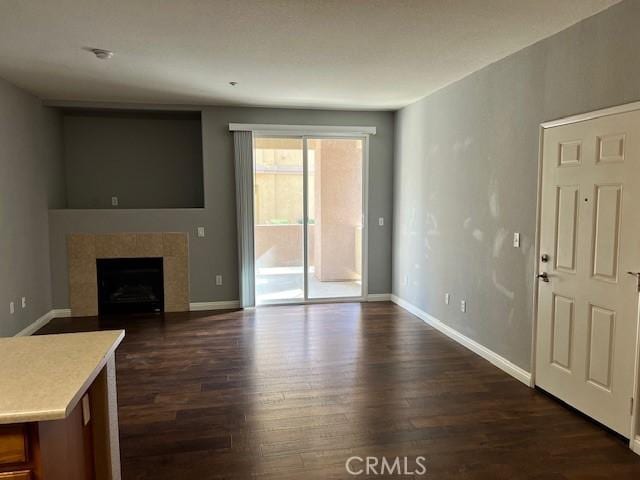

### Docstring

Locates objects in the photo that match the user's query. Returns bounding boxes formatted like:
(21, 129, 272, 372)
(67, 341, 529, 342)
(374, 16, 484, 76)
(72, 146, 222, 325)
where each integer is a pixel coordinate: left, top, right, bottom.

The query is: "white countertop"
(0, 330, 125, 424)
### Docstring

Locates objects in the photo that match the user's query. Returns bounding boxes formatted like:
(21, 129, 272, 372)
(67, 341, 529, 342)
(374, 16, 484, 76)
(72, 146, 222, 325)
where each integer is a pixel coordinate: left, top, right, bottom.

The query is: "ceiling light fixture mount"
(229, 81, 238, 86)
(88, 48, 114, 60)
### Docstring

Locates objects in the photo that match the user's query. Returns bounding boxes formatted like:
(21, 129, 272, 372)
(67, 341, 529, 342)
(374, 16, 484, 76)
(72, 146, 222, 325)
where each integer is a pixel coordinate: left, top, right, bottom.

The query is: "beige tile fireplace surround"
(67, 232, 189, 316)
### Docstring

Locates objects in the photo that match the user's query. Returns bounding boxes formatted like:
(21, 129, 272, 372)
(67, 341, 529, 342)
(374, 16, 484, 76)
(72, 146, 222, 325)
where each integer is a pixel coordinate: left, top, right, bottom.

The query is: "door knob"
(628, 272, 640, 292)
(537, 272, 550, 283)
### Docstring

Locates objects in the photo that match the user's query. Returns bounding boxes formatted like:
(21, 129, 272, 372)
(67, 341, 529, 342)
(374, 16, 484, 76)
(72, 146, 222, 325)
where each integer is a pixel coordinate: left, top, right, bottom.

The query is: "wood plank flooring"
(37, 302, 640, 479)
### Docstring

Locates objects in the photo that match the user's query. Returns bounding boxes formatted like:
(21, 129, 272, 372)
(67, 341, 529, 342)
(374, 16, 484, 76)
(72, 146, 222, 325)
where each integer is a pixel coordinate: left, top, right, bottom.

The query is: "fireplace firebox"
(97, 258, 164, 314)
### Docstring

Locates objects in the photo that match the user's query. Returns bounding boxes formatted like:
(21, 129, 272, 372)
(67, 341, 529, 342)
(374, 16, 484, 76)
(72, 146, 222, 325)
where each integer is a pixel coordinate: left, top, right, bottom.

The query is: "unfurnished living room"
(2, 1, 640, 479)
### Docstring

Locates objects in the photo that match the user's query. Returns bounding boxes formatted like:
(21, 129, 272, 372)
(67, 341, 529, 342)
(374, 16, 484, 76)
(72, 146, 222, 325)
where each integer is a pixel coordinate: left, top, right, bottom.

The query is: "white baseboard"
(15, 303, 237, 336)
(15, 310, 54, 336)
(52, 308, 72, 318)
(366, 293, 391, 302)
(632, 436, 640, 455)
(390, 294, 532, 386)
(14, 311, 53, 336)
(14, 308, 73, 336)
(190, 300, 240, 311)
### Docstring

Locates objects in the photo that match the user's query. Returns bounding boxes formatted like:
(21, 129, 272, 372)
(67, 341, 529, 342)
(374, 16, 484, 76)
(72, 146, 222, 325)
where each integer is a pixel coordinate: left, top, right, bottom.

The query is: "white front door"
(536, 109, 640, 436)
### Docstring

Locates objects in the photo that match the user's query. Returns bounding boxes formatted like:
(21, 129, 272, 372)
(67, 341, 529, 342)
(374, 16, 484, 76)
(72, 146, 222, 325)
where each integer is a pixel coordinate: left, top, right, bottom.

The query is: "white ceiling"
(0, 0, 621, 110)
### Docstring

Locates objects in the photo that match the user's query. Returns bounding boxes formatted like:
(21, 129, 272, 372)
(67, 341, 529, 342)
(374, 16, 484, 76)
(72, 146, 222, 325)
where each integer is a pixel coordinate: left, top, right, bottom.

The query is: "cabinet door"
(0, 426, 27, 466)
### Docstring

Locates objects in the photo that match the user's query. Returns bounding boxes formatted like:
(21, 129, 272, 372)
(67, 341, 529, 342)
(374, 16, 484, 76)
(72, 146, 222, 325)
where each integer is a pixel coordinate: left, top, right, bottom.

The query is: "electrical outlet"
(445, 293, 450, 305)
(513, 232, 520, 248)
(215, 274, 223, 286)
(460, 300, 467, 313)
(21, 297, 26, 309)
(197, 227, 205, 238)
(9, 302, 15, 314)
(111, 196, 119, 207)
(378, 217, 384, 226)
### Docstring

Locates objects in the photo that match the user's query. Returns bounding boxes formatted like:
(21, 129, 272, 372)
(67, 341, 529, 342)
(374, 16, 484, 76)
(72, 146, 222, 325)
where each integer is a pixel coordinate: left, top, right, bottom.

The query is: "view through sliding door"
(254, 137, 304, 303)
(253, 136, 365, 304)
(306, 138, 364, 299)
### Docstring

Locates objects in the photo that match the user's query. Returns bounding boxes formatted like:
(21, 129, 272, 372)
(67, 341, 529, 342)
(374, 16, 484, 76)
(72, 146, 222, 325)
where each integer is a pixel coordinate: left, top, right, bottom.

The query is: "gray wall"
(50, 106, 394, 308)
(63, 111, 204, 208)
(0, 78, 65, 336)
(393, 0, 640, 371)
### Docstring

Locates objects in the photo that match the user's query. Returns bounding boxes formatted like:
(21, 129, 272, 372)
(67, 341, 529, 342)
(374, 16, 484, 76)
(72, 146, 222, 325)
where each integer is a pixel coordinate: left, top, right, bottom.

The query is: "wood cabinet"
(0, 426, 27, 466)
(0, 400, 93, 480)
(0, 331, 123, 480)
(0, 425, 31, 480)
(0, 472, 31, 480)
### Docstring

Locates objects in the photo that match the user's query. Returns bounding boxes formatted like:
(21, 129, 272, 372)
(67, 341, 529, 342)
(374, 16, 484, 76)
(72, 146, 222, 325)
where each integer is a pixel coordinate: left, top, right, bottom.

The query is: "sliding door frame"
(253, 132, 370, 306)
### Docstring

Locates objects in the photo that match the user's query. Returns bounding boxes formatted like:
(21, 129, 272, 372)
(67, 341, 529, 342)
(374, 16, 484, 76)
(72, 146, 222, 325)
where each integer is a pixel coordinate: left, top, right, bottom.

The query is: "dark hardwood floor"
(37, 302, 640, 479)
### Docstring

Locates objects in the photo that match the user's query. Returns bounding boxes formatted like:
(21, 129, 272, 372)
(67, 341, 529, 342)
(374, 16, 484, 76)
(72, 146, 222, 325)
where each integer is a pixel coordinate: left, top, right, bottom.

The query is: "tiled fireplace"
(67, 232, 189, 316)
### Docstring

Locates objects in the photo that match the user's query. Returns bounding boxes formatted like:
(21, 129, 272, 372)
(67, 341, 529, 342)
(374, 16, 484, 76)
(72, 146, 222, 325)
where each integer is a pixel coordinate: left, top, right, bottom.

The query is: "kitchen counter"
(0, 330, 124, 424)
(0, 330, 124, 480)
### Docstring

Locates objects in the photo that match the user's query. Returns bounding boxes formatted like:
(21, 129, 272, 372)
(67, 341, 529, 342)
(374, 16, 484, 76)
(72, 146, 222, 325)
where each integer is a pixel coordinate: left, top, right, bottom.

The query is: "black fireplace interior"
(97, 257, 164, 314)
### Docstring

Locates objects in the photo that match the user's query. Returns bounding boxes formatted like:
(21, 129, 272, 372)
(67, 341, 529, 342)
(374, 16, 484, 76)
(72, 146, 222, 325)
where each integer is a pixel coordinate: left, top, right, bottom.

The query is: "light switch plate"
(9, 302, 14, 314)
(215, 274, 223, 286)
(445, 293, 450, 305)
(197, 227, 205, 237)
(378, 217, 384, 226)
(513, 232, 520, 248)
(111, 196, 119, 207)
(460, 300, 466, 313)
(21, 297, 26, 309)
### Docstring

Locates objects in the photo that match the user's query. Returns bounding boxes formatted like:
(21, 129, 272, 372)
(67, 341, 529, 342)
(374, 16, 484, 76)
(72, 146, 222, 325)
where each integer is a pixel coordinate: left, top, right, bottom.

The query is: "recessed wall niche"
(61, 108, 204, 209)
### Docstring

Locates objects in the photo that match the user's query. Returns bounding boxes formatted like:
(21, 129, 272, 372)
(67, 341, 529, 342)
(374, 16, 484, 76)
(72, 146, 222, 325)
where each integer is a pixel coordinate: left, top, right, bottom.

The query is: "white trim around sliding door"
(302, 137, 310, 302)
(361, 134, 370, 301)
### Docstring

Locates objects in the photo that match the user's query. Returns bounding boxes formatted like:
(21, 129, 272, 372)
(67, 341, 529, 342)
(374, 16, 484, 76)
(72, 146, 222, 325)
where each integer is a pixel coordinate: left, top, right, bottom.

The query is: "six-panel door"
(536, 109, 640, 437)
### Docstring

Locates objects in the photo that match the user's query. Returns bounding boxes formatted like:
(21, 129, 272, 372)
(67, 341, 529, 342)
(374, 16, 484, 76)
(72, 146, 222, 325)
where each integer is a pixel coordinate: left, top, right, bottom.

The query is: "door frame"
(250, 129, 371, 305)
(531, 101, 640, 452)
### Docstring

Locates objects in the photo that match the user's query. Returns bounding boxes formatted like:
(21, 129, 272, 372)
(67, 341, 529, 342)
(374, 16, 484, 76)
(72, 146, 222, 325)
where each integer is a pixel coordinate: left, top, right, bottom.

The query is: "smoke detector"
(88, 48, 114, 60)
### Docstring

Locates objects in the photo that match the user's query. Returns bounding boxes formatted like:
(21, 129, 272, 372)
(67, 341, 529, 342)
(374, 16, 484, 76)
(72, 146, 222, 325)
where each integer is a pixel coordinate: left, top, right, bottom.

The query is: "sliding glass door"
(253, 136, 365, 305)
(306, 138, 364, 299)
(253, 137, 305, 303)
